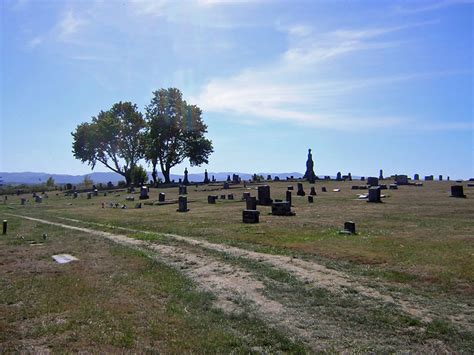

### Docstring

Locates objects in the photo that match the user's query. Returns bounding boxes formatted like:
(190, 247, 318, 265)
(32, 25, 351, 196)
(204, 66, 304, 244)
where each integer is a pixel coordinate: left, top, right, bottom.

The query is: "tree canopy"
(71, 89, 213, 185)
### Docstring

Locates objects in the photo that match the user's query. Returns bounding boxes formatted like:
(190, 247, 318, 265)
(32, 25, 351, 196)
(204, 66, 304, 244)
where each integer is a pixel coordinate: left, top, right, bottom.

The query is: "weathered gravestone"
(287, 185, 294, 191)
(267, 175, 272, 181)
(451, 185, 466, 198)
(310, 187, 317, 196)
(425, 175, 434, 181)
(223, 182, 230, 190)
(439, 175, 443, 181)
(177, 196, 189, 212)
(73, 191, 78, 198)
(203, 169, 210, 184)
(35, 195, 42, 203)
(367, 186, 381, 203)
(286, 190, 292, 205)
(242, 192, 250, 201)
(336, 172, 342, 181)
(389, 184, 398, 190)
(158, 193, 165, 202)
(220, 194, 226, 200)
(208, 195, 217, 204)
(257, 185, 272, 206)
(246, 196, 257, 210)
(271, 201, 295, 216)
(179, 185, 187, 195)
(297, 183, 305, 196)
(139, 186, 149, 200)
(414, 174, 419, 181)
(228, 194, 234, 200)
(395, 175, 408, 185)
(367, 177, 379, 187)
(322, 187, 327, 192)
(243, 210, 259, 223)
(344, 221, 356, 234)
(308, 195, 314, 203)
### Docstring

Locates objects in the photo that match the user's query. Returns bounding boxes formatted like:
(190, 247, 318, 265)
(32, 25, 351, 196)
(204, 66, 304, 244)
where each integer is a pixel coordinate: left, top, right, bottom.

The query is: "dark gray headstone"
(139, 186, 149, 200)
(367, 177, 379, 187)
(246, 196, 257, 210)
(271, 201, 295, 216)
(177, 196, 189, 212)
(257, 185, 272, 206)
(243, 210, 259, 223)
(310, 187, 317, 196)
(367, 186, 381, 203)
(158, 192, 165, 202)
(179, 185, 187, 195)
(286, 190, 292, 205)
(389, 184, 398, 190)
(414, 174, 419, 181)
(395, 175, 408, 185)
(308, 195, 313, 203)
(228, 193, 234, 200)
(297, 183, 305, 196)
(223, 182, 230, 190)
(451, 185, 466, 198)
(287, 185, 294, 191)
(344, 221, 356, 234)
(242, 192, 251, 201)
(321, 187, 327, 192)
(208, 195, 217, 204)
(220, 194, 226, 199)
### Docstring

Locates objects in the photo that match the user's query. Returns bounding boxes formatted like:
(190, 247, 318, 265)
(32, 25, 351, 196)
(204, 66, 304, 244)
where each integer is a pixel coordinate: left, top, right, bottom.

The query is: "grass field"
(1, 179, 473, 352)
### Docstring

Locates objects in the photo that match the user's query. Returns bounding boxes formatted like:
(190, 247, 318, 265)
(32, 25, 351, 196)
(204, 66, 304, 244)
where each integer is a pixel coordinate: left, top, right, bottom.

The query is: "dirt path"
(53, 216, 435, 322)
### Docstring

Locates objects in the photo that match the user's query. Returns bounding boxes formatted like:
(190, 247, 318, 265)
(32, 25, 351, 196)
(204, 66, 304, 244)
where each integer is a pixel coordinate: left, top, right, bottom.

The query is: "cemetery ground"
(1, 180, 473, 352)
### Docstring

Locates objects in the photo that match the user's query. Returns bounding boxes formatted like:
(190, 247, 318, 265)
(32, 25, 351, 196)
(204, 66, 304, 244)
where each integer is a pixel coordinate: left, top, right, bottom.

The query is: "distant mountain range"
(0, 171, 305, 185)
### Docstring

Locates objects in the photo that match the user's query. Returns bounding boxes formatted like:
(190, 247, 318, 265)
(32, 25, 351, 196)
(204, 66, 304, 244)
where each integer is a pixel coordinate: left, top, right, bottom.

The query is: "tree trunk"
(162, 165, 171, 184)
(151, 162, 158, 186)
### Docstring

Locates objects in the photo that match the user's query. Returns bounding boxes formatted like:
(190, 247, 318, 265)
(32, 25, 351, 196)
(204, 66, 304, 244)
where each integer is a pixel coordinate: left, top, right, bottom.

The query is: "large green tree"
(145, 88, 213, 184)
(72, 102, 145, 185)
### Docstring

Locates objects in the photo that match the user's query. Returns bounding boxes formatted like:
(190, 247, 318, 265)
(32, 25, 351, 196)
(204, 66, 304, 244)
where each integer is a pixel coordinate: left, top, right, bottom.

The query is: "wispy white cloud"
(394, 0, 474, 14)
(28, 36, 43, 49)
(56, 10, 85, 41)
(194, 21, 469, 130)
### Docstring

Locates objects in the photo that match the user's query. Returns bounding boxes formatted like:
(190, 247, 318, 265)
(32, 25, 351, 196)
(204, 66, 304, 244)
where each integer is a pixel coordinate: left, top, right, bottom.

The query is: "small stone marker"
(287, 185, 294, 191)
(451, 185, 466, 198)
(425, 175, 434, 181)
(158, 193, 166, 202)
(52, 254, 78, 264)
(395, 175, 408, 185)
(220, 194, 226, 200)
(351, 185, 359, 190)
(308, 196, 314, 203)
(2, 220, 7, 235)
(179, 185, 187, 195)
(35, 195, 42, 203)
(389, 184, 398, 190)
(177, 196, 189, 212)
(135, 203, 142, 209)
(271, 201, 295, 216)
(257, 185, 272, 206)
(73, 191, 78, 198)
(367, 186, 382, 203)
(93, 189, 98, 197)
(286, 190, 292, 205)
(297, 183, 305, 196)
(242, 192, 251, 201)
(322, 187, 327, 192)
(246, 196, 257, 210)
(344, 221, 356, 234)
(310, 187, 317, 196)
(208, 195, 217, 204)
(139, 186, 149, 200)
(228, 193, 234, 200)
(243, 210, 260, 223)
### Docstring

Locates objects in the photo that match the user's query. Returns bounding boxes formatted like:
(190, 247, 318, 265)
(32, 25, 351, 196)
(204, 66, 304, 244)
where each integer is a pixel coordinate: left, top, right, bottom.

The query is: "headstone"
(308, 195, 314, 203)
(425, 175, 434, 181)
(379, 184, 387, 190)
(93, 189, 98, 196)
(135, 203, 142, 209)
(73, 191, 78, 199)
(439, 175, 443, 181)
(286, 190, 292, 205)
(183, 168, 189, 185)
(271, 201, 295, 216)
(246, 196, 257, 210)
(177, 196, 189, 212)
(35, 195, 42, 203)
(203, 169, 210, 184)
(344, 221, 356, 234)
(297, 183, 305, 196)
(352, 185, 359, 190)
(395, 175, 408, 185)
(267, 175, 272, 181)
(179, 185, 187, 195)
(257, 185, 272, 205)
(274, 176, 280, 181)
(228, 193, 234, 200)
(336, 172, 342, 181)
(360, 177, 365, 181)
(322, 187, 327, 192)
(243, 210, 259, 223)
(223, 182, 230, 190)
(242, 192, 251, 201)
(389, 184, 398, 190)
(451, 185, 466, 198)
(303, 148, 316, 183)
(367, 186, 381, 203)
(310, 187, 317, 196)
(139, 186, 149, 200)
(367, 177, 379, 186)
(414, 174, 419, 181)
(212, 175, 216, 182)
(379, 169, 384, 180)
(208, 195, 217, 204)
(447, 176, 450, 181)
(158, 193, 165, 202)
(348, 173, 352, 181)
(220, 194, 226, 200)
(227, 175, 231, 183)
(287, 185, 294, 191)
(232, 174, 240, 184)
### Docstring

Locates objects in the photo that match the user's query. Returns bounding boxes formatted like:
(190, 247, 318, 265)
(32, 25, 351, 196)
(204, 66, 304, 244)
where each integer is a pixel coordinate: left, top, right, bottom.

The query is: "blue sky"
(1, 0, 473, 178)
